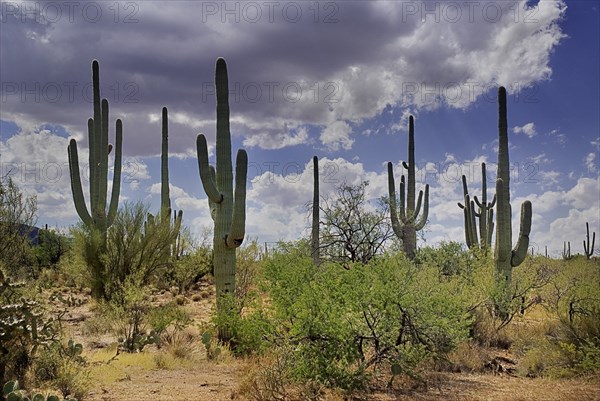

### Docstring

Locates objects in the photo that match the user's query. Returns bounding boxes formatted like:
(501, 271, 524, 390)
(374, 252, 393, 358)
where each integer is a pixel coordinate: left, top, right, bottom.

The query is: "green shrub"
(0, 267, 58, 385)
(262, 251, 472, 390)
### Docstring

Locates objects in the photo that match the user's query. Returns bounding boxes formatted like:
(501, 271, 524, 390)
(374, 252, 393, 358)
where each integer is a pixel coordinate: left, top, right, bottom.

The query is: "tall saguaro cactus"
(458, 163, 496, 252)
(157, 107, 183, 256)
(197, 58, 248, 317)
(311, 156, 320, 265)
(583, 222, 595, 260)
(387, 115, 429, 260)
(67, 60, 122, 236)
(494, 87, 532, 309)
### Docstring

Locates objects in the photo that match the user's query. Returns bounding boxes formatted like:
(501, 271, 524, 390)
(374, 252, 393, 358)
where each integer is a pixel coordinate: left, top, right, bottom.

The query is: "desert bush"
(33, 228, 70, 269)
(414, 241, 473, 277)
(147, 302, 191, 348)
(170, 245, 212, 294)
(211, 294, 272, 357)
(164, 330, 199, 360)
(513, 257, 600, 377)
(0, 178, 37, 279)
(262, 251, 472, 391)
(35, 340, 90, 400)
(104, 282, 158, 353)
(71, 202, 180, 302)
(0, 267, 59, 385)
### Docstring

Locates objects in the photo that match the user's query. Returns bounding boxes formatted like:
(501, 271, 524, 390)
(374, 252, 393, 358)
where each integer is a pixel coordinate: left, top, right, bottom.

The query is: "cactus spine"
(583, 222, 596, 260)
(67, 60, 122, 236)
(458, 163, 496, 252)
(387, 115, 429, 260)
(494, 87, 532, 308)
(311, 156, 320, 265)
(197, 58, 248, 327)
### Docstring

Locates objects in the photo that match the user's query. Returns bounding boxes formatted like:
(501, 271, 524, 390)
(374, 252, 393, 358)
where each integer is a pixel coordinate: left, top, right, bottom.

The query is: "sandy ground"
(49, 286, 600, 401)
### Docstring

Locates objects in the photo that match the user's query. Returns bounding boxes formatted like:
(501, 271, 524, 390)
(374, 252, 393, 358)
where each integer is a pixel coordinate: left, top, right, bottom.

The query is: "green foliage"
(0, 268, 58, 384)
(170, 242, 212, 294)
(262, 251, 471, 390)
(414, 241, 473, 277)
(319, 181, 393, 264)
(110, 283, 157, 353)
(34, 340, 89, 400)
(0, 177, 37, 278)
(2, 380, 77, 401)
(33, 228, 69, 269)
(200, 330, 222, 361)
(148, 302, 191, 348)
(71, 202, 181, 302)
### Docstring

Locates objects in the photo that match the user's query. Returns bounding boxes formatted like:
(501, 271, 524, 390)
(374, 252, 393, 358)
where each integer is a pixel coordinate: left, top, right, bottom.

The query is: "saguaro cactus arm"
(197, 135, 223, 204)
(387, 162, 404, 240)
(226, 149, 248, 248)
(107, 119, 122, 227)
(67, 140, 93, 227)
(511, 200, 532, 267)
(414, 184, 429, 230)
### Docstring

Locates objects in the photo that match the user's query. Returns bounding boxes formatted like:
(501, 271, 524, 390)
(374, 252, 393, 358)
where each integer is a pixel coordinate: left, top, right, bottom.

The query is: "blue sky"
(1, 0, 598, 257)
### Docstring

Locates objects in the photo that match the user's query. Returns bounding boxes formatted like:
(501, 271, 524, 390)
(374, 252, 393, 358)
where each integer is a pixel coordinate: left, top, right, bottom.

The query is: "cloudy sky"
(1, 0, 598, 257)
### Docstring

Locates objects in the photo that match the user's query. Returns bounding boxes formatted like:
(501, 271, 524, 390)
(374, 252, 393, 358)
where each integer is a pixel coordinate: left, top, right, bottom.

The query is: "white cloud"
(512, 122, 537, 138)
(320, 120, 353, 151)
(585, 152, 597, 173)
(243, 126, 310, 150)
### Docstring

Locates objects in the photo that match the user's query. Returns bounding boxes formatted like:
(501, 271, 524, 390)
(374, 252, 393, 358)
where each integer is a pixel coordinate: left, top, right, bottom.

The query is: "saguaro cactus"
(458, 163, 496, 252)
(494, 87, 532, 308)
(388, 115, 429, 260)
(67, 60, 122, 236)
(155, 107, 183, 256)
(583, 222, 596, 260)
(563, 241, 572, 260)
(311, 156, 320, 265)
(197, 58, 248, 314)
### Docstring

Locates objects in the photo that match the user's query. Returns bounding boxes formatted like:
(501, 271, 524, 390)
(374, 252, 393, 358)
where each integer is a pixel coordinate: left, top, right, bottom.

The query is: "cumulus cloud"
(512, 122, 538, 138)
(320, 120, 353, 151)
(1, 0, 567, 153)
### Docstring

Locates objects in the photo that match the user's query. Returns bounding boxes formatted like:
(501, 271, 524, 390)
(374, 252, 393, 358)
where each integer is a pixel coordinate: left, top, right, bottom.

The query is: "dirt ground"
(50, 285, 600, 401)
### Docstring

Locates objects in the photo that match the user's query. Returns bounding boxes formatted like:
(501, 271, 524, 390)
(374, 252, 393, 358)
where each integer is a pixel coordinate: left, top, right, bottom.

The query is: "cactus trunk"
(388, 116, 429, 260)
(494, 87, 532, 314)
(311, 156, 320, 265)
(197, 58, 248, 341)
(67, 60, 122, 237)
(583, 222, 595, 260)
(67, 60, 123, 300)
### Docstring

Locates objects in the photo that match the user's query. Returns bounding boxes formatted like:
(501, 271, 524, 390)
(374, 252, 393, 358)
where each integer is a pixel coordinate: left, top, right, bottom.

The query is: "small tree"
(0, 177, 37, 277)
(319, 181, 394, 265)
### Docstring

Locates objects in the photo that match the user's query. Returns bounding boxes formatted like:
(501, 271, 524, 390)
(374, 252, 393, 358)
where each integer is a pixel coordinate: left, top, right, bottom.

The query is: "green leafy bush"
(262, 251, 472, 390)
